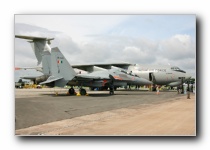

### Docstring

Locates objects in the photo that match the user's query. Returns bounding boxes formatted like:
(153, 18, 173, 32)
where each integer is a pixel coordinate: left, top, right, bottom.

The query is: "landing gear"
(152, 84, 156, 91)
(127, 84, 131, 90)
(80, 88, 87, 96)
(68, 87, 75, 95)
(109, 81, 114, 95)
(68, 86, 87, 96)
(109, 87, 114, 95)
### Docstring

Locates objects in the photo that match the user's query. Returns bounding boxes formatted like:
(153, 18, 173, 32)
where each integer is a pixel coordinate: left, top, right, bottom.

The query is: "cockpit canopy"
(120, 70, 139, 77)
(171, 66, 186, 73)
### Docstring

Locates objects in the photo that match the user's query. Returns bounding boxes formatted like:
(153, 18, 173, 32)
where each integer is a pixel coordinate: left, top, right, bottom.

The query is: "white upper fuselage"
(128, 64, 191, 86)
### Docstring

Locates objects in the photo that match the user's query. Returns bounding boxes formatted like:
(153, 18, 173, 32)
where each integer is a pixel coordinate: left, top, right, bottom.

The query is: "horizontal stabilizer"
(15, 66, 43, 72)
(20, 76, 38, 80)
(15, 35, 54, 41)
(15, 35, 54, 66)
(40, 76, 63, 85)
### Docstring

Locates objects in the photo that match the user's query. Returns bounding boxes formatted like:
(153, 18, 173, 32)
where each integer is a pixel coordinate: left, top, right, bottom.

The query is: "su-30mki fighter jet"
(39, 47, 153, 95)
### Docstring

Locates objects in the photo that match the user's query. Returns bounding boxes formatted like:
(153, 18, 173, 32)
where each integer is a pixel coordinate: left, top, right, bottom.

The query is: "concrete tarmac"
(15, 88, 196, 135)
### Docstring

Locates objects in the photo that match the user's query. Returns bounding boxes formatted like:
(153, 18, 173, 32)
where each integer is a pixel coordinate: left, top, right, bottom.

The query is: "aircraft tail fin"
(41, 47, 77, 87)
(15, 35, 54, 65)
(42, 51, 51, 75)
(51, 47, 76, 79)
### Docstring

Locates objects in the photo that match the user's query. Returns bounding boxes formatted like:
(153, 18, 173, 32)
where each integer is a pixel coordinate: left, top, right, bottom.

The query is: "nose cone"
(185, 73, 191, 80)
(137, 78, 153, 85)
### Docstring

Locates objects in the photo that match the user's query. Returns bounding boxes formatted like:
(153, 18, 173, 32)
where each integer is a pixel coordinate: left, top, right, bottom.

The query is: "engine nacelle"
(167, 81, 182, 87)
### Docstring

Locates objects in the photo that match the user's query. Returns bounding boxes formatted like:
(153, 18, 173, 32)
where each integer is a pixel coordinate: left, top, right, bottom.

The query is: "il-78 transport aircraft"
(72, 63, 191, 88)
(15, 35, 191, 89)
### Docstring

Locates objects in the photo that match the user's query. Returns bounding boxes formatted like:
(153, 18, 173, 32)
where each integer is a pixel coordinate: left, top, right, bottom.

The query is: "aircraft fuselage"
(128, 64, 191, 86)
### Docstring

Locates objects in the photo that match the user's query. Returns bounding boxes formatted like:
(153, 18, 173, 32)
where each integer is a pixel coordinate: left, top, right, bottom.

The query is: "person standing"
(156, 86, 160, 95)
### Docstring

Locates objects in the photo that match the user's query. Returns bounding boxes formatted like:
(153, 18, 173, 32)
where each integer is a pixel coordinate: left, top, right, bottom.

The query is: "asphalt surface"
(15, 89, 184, 130)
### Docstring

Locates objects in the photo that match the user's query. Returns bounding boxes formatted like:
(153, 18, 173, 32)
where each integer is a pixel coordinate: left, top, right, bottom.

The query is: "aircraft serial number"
(57, 57, 64, 59)
(138, 69, 166, 72)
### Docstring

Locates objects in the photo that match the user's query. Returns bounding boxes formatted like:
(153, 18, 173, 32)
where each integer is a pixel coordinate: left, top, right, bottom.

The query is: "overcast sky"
(14, 15, 196, 80)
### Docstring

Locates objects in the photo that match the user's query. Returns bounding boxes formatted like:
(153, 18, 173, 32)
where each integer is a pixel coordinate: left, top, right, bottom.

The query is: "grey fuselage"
(67, 69, 153, 88)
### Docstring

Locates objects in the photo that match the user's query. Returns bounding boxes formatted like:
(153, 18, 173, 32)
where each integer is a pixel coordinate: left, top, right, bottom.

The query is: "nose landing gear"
(109, 80, 114, 95)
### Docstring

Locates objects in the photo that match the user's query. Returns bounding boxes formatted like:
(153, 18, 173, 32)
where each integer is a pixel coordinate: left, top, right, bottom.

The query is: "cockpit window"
(121, 70, 128, 74)
(171, 66, 186, 73)
(120, 70, 137, 77)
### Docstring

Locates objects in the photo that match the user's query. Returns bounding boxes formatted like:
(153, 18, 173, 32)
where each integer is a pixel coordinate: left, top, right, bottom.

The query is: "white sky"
(15, 15, 196, 79)
(15, 15, 129, 42)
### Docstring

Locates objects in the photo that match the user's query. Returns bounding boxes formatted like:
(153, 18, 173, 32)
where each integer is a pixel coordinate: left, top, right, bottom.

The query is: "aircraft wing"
(15, 35, 54, 41)
(15, 66, 43, 72)
(15, 62, 131, 74)
(72, 62, 132, 71)
(40, 76, 63, 85)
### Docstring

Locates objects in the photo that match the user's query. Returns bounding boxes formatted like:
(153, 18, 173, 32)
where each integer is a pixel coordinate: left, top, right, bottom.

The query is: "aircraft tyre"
(109, 91, 114, 95)
(109, 87, 114, 95)
(109, 80, 114, 95)
(80, 88, 87, 96)
(69, 88, 75, 95)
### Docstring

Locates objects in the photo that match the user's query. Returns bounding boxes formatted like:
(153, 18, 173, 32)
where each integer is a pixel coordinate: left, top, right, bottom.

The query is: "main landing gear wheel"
(109, 87, 114, 95)
(69, 88, 75, 95)
(109, 90, 114, 95)
(80, 88, 87, 96)
(109, 80, 114, 95)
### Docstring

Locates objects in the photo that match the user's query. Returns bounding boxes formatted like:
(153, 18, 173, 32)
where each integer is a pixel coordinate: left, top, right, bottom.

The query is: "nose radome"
(185, 73, 191, 80)
(141, 78, 153, 85)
